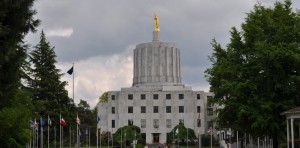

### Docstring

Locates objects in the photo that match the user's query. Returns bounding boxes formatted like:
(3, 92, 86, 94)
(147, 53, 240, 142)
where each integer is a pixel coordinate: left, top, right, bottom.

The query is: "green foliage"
(0, 89, 33, 147)
(29, 31, 76, 119)
(205, 0, 300, 146)
(113, 125, 142, 146)
(0, 0, 39, 146)
(201, 134, 218, 147)
(167, 124, 197, 144)
(99, 92, 108, 102)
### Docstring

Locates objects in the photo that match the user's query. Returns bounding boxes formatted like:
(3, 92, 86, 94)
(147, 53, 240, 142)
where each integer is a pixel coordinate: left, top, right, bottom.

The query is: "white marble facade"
(97, 30, 215, 144)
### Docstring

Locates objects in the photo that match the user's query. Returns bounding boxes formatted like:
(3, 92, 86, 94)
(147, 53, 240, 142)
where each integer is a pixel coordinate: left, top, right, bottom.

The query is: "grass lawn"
(65, 146, 218, 148)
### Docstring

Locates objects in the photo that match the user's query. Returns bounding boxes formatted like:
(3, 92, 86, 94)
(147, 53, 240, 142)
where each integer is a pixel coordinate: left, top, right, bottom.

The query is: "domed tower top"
(132, 15, 182, 87)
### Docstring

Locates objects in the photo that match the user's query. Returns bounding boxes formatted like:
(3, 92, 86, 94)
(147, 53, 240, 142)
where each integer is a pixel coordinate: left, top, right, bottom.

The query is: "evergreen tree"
(205, 1, 300, 147)
(29, 31, 76, 146)
(0, 0, 39, 147)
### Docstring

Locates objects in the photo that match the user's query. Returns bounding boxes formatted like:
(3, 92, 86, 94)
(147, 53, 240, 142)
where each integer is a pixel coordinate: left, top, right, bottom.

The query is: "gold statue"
(154, 14, 160, 32)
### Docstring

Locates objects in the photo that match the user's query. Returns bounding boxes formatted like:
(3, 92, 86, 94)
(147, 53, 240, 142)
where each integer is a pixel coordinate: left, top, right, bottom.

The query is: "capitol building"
(97, 15, 215, 145)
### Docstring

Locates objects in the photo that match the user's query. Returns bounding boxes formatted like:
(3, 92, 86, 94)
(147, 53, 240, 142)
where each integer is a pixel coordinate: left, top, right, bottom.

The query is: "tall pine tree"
(30, 31, 74, 116)
(29, 31, 77, 146)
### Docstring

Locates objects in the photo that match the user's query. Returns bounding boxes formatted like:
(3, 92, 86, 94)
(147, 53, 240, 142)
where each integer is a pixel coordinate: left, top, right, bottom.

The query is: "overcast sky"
(25, 0, 300, 108)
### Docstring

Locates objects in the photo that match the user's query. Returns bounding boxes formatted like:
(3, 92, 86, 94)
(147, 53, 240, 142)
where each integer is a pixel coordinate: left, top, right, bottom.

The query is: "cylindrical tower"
(132, 15, 181, 86)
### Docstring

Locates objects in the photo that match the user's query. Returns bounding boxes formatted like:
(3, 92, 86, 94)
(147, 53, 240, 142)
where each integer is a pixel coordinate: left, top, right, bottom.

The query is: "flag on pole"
(175, 128, 179, 134)
(40, 118, 45, 127)
(60, 118, 67, 127)
(48, 117, 52, 126)
(207, 127, 212, 134)
(67, 66, 73, 75)
(34, 119, 39, 130)
(76, 114, 80, 125)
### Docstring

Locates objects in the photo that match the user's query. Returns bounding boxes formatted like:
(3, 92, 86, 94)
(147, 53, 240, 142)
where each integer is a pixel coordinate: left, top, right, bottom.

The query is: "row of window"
(111, 119, 202, 128)
(111, 94, 205, 100)
(111, 106, 202, 114)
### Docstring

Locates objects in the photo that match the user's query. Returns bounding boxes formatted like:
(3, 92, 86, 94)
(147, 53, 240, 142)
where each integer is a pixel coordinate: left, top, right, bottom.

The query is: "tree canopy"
(0, 0, 39, 147)
(205, 0, 300, 147)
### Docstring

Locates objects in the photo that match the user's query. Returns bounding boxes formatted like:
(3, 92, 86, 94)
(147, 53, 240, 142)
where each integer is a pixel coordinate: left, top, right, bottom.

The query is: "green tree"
(167, 124, 196, 145)
(205, 1, 300, 147)
(30, 31, 72, 115)
(0, 0, 39, 147)
(113, 125, 142, 147)
(77, 99, 98, 146)
(29, 31, 76, 146)
(99, 92, 108, 102)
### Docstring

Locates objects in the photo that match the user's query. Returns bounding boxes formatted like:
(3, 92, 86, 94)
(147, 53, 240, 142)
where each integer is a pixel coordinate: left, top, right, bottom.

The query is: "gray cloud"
(25, 0, 300, 108)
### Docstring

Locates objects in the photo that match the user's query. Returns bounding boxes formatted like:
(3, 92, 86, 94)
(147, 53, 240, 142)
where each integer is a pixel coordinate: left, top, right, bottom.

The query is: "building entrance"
(152, 133, 160, 143)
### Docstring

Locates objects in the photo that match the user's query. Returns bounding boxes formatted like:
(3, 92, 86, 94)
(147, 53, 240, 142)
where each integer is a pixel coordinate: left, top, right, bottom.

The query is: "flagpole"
(62, 126, 64, 148)
(41, 117, 43, 148)
(107, 131, 109, 147)
(97, 128, 98, 148)
(121, 128, 123, 148)
(73, 63, 75, 104)
(37, 124, 39, 148)
(77, 118, 78, 148)
(69, 126, 71, 148)
(100, 128, 101, 148)
(87, 128, 88, 147)
(54, 125, 56, 148)
(89, 128, 91, 148)
(210, 128, 212, 148)
(60, 114, 61, 148)
(48, 115, 50, 148)
(33, 127, 35, 148)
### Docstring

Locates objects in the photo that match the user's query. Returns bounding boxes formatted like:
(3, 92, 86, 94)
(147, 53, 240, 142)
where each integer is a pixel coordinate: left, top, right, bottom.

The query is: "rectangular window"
(197, 106, 201, 113)
(128, 94, 133, 100)
(128, 106, 133, 113)
(166, 106, 171, 113)
(197, 94, 200, 99)
(111, 95, 115, 100)
(179, 119, 184, 125)
(141, 119, 146, 128)
(141, 106, 146, 113)
(153, 119, 159, 128)
(179, 94, 184, 99)
(153, 94, 158, 100)
(153, 106, 159, 113)
(112, 107, 115, 114)
(141, 94, 146, 100)
(179, 106, 184, 113)
(166, 94, 171, 99)
(112, 120, 115, 128)
(128, 119, 133, 125)
(166, 119, 172, 128)
(197, 119, 201, 127)
(207, 107, 213, 115)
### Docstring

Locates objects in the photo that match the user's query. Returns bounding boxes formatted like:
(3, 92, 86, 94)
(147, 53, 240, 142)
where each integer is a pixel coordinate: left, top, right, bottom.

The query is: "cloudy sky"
(25, 0, 300, 108)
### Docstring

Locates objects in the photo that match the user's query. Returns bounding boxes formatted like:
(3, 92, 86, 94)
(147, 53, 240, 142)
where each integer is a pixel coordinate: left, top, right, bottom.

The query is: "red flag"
(76, 115, 80, 125)
(60, 118, 67, 127)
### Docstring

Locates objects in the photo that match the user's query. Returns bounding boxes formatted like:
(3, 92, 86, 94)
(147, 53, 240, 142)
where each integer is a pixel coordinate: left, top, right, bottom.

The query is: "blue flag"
(40, 118, 45, 127)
